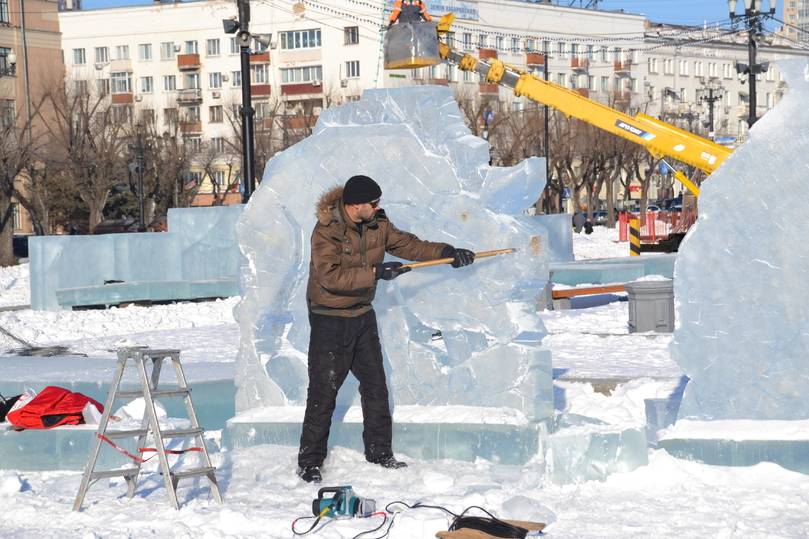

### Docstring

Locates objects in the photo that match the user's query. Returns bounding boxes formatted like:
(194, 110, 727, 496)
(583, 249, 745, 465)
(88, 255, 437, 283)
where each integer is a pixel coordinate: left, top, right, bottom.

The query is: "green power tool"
(313, 486, 376, 518)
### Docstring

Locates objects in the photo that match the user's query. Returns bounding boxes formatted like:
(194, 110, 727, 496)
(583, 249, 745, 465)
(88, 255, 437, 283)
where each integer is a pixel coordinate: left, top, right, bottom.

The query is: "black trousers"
(298, 309, 393, 468)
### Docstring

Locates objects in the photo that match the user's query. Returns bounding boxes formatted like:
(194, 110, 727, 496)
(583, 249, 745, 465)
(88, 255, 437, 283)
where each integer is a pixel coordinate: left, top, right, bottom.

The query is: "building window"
(600, 76, 609, 92)
(556, 42, 566, 58)
(251, 64, 269, 84)
(209, 72, 222, 89)
(184, 105, 200, 122)
(1, 99, 15, 128)
(525, 38, 534, 52)
(0, 47, 11, 73)
(477, 34, 487, 48)
(557, 73, 565, 86)
(679, 60, 689, 76)
(206, 38, 220, 56)
(164, 107, 178, 125)
(160, 41, 176, 60)
(543, 40, 551, 54)
(209, 105, 223, 123)
(115, 45, 129, 60)
(600, 46, 608, 62)
(184, 73, 200, 89)
(230, 37, 239, 55)
(648, 58, 657, 73)
(139, 76, 153, 93)
(663, 58, 673, 75)
(231, 70, 242, 87)
(462, 33, 472, 50)
(11, 203, 20, 231)
(185, 137, 202, 153)
(495, 36, 504, 51)
(280, 28, 322, 50)
(253, 36, 269, 52)
(94, 47, 109, 63)
(96, 78, 110, 96)
(111, 105, 131, 123)
(74, 80, 88, 95)
(0, 0, 9, 24)
(211, 137, 226, 152)
(184, 40, 198, 54)
(255, 101, 271, 118)
(212, 170, 226, 186)
(281, 65, 322, 83)
(141, 109, 155, 124)
(73, 48, 86, 65)
(110, 72, 132, 94)
(163, 75, 176, 91)
(344, 26, 359, 45)
(345, 60, 360, 79)
(138, 43, 152, 61)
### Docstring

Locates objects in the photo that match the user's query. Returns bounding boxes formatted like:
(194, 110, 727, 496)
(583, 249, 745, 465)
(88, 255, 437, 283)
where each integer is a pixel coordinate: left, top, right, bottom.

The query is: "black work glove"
(442, 246, 476, 268)
(375, 261, 410, 281)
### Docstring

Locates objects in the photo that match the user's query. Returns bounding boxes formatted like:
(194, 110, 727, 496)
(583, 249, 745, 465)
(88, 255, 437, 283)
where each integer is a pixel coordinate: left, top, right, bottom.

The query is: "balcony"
(111, 93, 133, 105)
(479, 82, 499, 95)
(281, 82, 323, 96)
(575, 88, 590, 98)
(250, 51, 270, 64)
(571, 57, 589, 72)
(613, 91, 631, 104)
(179, 121, 202, 134)
(526, 53, 545, 66)
(283, 116, 318, 130)
(177, 88, 202, 104)
(177, 53, 201, 70)
(613, 60, 632, 75)
(478, 48, 497, 60)
(251, 84, 271, 97)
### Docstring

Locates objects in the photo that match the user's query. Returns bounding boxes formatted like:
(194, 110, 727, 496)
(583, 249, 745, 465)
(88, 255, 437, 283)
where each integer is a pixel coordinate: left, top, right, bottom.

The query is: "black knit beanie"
(342, 175, 382, 204)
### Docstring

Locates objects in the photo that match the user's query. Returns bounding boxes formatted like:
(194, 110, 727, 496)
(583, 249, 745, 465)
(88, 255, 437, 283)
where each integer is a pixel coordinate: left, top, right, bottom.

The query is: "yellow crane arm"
(434, 17, 731, 196)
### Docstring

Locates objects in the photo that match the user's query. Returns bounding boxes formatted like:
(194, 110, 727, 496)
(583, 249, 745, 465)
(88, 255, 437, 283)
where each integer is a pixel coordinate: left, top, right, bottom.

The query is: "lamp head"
(222, 17, 239, 34)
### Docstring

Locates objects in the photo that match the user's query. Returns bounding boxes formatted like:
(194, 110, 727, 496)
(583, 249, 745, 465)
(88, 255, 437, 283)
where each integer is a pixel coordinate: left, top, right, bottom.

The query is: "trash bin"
(625, 279, 674, 333)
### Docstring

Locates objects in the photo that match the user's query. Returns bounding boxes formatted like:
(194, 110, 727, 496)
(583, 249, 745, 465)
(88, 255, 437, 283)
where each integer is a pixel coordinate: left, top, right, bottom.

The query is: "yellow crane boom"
(430, 15, 732, 196)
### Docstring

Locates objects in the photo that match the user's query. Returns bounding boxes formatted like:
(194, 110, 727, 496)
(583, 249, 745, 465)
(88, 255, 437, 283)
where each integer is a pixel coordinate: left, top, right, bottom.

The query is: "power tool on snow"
(313, 486, 376, 518)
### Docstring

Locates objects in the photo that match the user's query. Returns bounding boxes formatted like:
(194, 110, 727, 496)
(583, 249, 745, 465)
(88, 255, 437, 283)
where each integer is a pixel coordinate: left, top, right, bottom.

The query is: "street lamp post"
(699, 78, 724, 139)
(728, 0, 775, 129)
(129, 125, 148, 232)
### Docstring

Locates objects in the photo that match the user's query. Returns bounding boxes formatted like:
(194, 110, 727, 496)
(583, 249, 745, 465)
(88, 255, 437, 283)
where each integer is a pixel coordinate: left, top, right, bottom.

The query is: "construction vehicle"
(383, 14, 733, 199)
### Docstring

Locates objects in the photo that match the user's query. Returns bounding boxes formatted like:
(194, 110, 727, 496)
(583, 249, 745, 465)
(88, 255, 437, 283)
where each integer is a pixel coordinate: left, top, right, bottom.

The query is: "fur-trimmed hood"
(315, 186, 344, 225)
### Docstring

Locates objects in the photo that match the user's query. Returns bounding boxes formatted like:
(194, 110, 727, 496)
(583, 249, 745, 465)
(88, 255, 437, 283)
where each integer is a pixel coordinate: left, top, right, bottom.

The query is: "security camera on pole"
(728, 0, 776, 129)
(223, 1, 271, 203)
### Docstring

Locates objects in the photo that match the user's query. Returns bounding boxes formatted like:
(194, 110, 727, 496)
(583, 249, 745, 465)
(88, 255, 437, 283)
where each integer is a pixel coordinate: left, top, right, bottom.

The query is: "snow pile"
(572, 226, 628, 260)
(0, 262, 29, 308)
(673, 59, 809, 420)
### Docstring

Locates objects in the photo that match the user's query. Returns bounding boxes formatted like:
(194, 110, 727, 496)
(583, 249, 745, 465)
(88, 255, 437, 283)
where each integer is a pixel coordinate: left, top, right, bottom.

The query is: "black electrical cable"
(383, 501, 532, 539)
(351, 512, 395, 539)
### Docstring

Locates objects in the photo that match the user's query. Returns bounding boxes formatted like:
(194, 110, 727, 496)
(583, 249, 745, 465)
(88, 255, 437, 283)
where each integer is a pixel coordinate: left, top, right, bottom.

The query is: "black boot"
(368, 455, 407, 469)
(297, 465, 323, 483)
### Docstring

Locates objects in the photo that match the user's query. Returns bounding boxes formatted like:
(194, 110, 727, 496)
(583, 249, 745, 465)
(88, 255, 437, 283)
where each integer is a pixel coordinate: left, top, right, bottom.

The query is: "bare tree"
(42, 84, 130, 232)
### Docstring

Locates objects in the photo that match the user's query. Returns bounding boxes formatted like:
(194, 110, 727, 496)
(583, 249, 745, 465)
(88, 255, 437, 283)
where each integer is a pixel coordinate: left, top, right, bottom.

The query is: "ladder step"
(139, 349, 180, 357)
(90, 468, 140, 480)
(116, 388, 190, 399)
(171, 467, 216, 482)
(104, 427, 203, 439)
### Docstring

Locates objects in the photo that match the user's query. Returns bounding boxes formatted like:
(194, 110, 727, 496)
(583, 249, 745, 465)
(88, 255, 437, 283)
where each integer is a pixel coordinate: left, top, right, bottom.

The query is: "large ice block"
(233, 86, 556, 452)
(672, 60, 809, 421)
(29, 206, 243, 310)
(533, 213, 574, 262)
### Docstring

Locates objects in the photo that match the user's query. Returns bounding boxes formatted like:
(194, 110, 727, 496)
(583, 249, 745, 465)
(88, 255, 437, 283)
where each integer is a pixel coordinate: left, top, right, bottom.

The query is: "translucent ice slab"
(234, 86, 554, 432)
(672, 60, 809, 420)
(29, 205, 243, 310)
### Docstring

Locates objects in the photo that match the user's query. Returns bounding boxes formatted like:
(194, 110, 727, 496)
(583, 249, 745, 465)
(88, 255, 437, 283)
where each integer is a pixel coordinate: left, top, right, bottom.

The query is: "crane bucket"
(384, 21, 440, 70)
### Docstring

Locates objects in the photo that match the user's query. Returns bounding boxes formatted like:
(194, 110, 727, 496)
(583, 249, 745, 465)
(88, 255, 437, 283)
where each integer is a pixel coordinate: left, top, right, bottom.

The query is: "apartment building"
(1, 0, 62, 234)
(783, 0, 809, 43)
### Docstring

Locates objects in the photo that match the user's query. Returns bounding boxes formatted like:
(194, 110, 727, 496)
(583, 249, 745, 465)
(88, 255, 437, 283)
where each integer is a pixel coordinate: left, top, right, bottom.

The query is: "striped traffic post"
(629, 217, 641, 256)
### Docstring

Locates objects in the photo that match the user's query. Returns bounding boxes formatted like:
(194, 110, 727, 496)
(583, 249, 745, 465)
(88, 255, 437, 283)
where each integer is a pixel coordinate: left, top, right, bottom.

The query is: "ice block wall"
(672, 60, 809, 420)
(234, 87, 552, 418)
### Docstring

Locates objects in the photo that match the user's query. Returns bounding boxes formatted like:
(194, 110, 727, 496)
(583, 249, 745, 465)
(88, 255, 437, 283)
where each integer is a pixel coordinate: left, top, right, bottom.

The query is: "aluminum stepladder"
(73, 348, 222, 511)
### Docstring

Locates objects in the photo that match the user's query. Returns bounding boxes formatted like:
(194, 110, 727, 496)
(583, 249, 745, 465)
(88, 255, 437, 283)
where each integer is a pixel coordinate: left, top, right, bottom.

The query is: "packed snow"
(1, 227, 807, 537)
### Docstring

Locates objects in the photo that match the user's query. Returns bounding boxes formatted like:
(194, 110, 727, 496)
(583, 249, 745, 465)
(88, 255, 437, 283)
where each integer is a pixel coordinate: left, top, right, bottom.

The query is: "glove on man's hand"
(375, 261, 411, 281)
(442, 246, 476, 268)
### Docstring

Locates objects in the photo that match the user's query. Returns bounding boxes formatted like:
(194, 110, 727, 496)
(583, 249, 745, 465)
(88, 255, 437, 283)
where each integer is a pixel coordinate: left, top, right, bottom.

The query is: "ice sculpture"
(234, 86, 551, 421)
(672, 60, 809, 420)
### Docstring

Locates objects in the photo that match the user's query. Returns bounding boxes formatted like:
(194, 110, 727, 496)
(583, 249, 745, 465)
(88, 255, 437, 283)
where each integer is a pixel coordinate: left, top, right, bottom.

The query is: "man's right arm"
(311, 226, 375, 294)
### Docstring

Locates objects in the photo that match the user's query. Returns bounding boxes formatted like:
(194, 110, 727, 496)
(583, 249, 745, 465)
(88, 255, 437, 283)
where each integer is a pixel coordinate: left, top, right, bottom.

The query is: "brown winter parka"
(306, 186, 450, 317)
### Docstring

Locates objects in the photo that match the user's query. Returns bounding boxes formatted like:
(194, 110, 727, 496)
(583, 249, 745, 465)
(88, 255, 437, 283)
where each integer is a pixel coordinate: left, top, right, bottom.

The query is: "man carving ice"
(297, 175, 475, 483)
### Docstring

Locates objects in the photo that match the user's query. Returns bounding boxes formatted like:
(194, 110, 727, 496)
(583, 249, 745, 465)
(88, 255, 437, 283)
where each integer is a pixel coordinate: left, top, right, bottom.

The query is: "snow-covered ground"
(1, 227, 807, 538)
